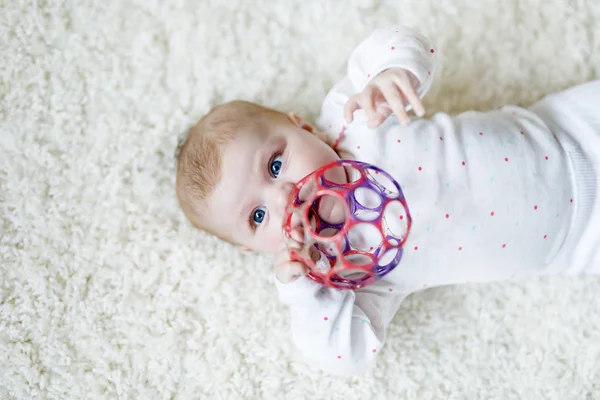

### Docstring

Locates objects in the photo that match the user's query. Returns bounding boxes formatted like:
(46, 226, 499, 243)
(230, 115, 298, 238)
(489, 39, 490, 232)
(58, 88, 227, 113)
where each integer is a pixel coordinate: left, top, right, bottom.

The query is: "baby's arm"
(317, 25, 439, 137)
(275, 274, 410, 376)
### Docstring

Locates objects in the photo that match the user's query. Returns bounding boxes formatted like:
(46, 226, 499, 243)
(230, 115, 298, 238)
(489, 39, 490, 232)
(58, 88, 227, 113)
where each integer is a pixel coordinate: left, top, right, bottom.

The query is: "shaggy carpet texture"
(1, 0, 599, 399)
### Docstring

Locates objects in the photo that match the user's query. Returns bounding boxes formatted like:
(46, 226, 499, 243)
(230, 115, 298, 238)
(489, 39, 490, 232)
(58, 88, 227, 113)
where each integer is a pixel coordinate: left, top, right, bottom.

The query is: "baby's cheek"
(268, 228, 286, 252)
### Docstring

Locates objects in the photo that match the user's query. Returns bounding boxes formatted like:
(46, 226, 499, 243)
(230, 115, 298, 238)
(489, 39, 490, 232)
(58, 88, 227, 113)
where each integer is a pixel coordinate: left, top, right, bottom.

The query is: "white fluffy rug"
(1, 0, 600, 399)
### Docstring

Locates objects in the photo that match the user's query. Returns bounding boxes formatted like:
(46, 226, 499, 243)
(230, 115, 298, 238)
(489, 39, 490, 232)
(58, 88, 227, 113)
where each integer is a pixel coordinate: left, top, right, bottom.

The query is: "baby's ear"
(288, 112, 316, 134)
(288, 112, 332, 146)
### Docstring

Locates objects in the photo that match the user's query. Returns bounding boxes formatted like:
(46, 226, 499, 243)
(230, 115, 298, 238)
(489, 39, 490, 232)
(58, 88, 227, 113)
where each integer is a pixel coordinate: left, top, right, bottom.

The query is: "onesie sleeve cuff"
(273, 273, 323, 305)
(347, 26, 439, 106)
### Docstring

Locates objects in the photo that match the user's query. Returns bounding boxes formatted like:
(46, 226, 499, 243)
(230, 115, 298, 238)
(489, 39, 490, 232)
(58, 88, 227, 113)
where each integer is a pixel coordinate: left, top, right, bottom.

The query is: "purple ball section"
(296, 160, 407, 283)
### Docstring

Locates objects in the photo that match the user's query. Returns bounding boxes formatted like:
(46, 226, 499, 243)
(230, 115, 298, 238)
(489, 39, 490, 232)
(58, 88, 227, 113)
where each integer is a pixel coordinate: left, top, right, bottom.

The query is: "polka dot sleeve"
(274, 274, 410, 376)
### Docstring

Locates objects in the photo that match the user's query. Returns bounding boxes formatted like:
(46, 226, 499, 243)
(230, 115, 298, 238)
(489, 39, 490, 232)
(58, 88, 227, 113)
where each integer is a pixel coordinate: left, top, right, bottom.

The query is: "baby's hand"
(274, 247, 309, 284)
(275, 227, 309, 284)
(344, 67, 425, 129)
(275, 226, 325, 284)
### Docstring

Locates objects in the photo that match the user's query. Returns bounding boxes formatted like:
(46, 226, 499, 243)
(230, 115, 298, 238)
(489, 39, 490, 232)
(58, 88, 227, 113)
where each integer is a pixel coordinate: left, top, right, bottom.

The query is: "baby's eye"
(252, 207, 266, 225)
(269, 155, 283, 178)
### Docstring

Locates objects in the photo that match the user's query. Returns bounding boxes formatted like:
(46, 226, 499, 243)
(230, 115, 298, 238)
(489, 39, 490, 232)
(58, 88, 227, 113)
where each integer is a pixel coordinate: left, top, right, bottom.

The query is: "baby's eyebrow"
(238, 199, 252, 226)
(237, 145, 265, 228)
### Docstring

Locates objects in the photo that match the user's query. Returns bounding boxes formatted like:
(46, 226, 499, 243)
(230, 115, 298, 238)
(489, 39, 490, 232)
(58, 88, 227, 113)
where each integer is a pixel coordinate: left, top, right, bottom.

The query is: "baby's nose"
(273, 182, 295, 216)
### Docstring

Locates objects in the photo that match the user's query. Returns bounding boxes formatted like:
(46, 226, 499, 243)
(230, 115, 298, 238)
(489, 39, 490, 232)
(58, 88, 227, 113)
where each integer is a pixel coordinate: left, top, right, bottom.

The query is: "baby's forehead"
(201, 172, 244, 236)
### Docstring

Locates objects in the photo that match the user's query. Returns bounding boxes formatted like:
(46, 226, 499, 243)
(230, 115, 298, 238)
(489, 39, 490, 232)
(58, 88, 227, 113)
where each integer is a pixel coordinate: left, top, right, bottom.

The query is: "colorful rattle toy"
(283, 160, 412, 290)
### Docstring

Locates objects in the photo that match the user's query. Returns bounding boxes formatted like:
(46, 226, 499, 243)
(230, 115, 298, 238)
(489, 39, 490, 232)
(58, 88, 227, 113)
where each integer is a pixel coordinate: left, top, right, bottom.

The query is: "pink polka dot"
(372, 349, 377, 353)
(544, 234, 548, 239)
(428, 71, 431, 75)
(502, 244, 506, 248)
(445, 214, 450, 219)
(440, 136, 444, 141)
(545, 156, 549, 160)
(418, 166, 422, 171)
(520, 131, 525, 135)
(479, 132, 483, 136)
(414, 246, 419, 251)
(324, 317, 328, 321)
(388, 288, 393, 292)
(505, 157, 509, 162)
(458, 246, 463, 251)
(534, 205, 538, 210)
(399, 215, 404, 220)
(391, 46, 395, 50)
(462, 161, 466, 166)
(337, 355, 341, 359)
(369, 247, 373, 251)
(430, 49, 435, 53)
(357, 146, 360, 149)
(570, 198, 573, 203)
(490, 211, 495, 216)
(397, 139, 401, 143)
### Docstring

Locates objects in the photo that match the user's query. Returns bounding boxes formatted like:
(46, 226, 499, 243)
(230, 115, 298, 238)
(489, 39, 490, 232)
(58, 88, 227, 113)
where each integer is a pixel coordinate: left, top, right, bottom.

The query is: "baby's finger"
(285, 261, 309, 281)
(359, 86, 378, 124)
(396, 77, 425, 117)
(376, 103, 393, 119)
(344, 96, 360, 123)
(274, 248, 290, 266)
(379, 84, 409, 125)
(366, 104, 392, 129)
(291, 227, 304, 244)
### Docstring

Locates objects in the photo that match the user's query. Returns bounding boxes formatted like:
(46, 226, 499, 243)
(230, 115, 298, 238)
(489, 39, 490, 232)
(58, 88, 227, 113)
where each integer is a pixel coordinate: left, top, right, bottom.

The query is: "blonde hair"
(175, 100, 288, 235)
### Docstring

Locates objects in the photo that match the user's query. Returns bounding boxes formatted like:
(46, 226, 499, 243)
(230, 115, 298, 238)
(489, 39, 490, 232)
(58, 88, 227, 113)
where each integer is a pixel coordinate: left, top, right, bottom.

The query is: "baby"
(176, 26, 600, 376)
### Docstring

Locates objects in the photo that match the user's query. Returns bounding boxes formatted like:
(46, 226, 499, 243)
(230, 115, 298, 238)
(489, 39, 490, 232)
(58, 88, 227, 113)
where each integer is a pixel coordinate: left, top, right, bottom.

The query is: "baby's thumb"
(292, 260, 309, 272)
(292, 227, 306, 244)
(287, 261, 309, 280)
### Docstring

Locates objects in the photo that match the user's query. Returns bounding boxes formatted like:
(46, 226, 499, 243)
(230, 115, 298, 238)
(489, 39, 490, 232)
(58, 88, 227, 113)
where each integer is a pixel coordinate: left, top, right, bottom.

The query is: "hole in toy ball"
(283, 211, 305, 243)
(321, 164, 361, 187)
(386, 237, 400, 247)
(309, 247, 331, 273)
(346, 223, 383, 253)
(365, 168, 400, 199)
(319, 227, 341, 238)
(378, 247, 399, 267)
(353, 187, 382, 209)
(297, 179, 318, 203)
(382, 200, 409, 240)
(337, 268, 369, 281)
(315, 228, 345, 257)
(309, 245, 321, 262)
(341, 252, 375, 270)
(352, 187, 383, 221)
(354, 210, 379, 221)
(314, 193, 347, 225)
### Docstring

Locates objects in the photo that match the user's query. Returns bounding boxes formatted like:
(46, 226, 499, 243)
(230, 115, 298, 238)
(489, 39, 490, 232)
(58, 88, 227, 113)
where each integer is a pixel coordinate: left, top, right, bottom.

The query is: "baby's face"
(203, 115, 343, 253)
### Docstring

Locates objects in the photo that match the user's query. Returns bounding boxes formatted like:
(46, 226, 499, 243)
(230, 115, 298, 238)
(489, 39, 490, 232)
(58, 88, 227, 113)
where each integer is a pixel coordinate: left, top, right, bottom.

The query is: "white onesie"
(274, 26, 600, 376)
